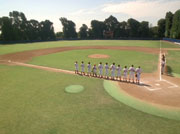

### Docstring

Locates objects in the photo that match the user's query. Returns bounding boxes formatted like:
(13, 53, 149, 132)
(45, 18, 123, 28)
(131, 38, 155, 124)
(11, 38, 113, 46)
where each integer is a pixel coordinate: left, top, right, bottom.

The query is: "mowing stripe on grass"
(103, 80, 180, 121)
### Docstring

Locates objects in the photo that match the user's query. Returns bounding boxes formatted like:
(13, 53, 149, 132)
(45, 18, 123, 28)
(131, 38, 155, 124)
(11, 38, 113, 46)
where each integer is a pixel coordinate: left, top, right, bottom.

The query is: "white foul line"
(144, 86, 161, 91)
(161, 79, 179, 88)
(142, 79, 179, 91)
(159, 40, 162, 81)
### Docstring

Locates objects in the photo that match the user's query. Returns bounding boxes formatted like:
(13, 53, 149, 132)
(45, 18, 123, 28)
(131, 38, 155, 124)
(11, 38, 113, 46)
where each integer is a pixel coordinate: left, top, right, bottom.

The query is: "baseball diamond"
(0, 40, 180, 134)
(1, 1, 180, 133)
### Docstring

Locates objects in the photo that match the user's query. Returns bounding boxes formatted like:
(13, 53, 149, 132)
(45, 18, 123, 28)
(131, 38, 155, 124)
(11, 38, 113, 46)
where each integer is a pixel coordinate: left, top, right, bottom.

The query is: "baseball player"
(98, 62, 103, 78)
(74, 61, 78, 74)
(129, 65, 135, 83)
(123, 66, 128, 82)
(92, 64, 97, 77)
(116, 65, 122, 81)
(162, 54, 166, 62)
(161, 54, 166, 75)
(81, 61, 85, 75)
(135, 66, 142, 84)
(110, 63, 116, 80)
(104, 63, 109, 79)
(161, 60, 165, 75)
(87, 62, 91, 76)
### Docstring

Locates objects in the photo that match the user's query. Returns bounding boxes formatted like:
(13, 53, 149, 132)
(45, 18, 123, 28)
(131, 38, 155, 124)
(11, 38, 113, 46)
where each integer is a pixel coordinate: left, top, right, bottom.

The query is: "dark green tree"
(91, 20, 106, 39)
(118, 21, 128, 37)
(79, 24, 88, 39)
(59, 17, 77, 38)
(0, 17, 14, 41)
(127, 18, 140, 37)
(26, 19, 41, 40)
(139, 21, 149, 37)
(170, 9, 180, 39)
(149, 26, 158, 38)
(56, 32, 63, 39)
(40, 20, 55, 40)
(157, 18, 166, 38)
(87, 28, 93, 39)
(104, 15, 119, 37)
(165, 12, 173, 38)
(9, 11, 28, 40)
(0, 11, 57, 42)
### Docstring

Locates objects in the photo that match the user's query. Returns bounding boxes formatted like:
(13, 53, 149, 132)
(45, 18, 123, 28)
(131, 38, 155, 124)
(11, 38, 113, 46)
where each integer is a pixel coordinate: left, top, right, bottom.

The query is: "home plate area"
(141, 79, 178, 91)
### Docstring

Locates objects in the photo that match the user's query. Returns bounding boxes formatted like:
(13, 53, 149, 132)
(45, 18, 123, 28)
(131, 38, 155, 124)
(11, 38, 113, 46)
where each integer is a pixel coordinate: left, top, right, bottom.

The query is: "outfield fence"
(163, 38, 180, 44)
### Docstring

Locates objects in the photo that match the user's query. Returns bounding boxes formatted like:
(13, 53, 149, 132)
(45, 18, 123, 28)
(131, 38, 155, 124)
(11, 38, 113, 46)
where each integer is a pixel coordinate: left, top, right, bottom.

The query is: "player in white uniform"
(161, 60, 165, 74)
(123, 66, 128, 82)
(74, 61, 79, 74)
(116, 65, 122, 81)
(98, 62, 103, 78)
(87, 62, 91, 76)
(161, 54, 166, 75)
(104, 63, 109, 79)
(110, 63, 116, 80)
(129, 65, 135, 83)
(135, 66, 142, 84)
(81, 61, 85, 75)
(92, 64, 97, 77)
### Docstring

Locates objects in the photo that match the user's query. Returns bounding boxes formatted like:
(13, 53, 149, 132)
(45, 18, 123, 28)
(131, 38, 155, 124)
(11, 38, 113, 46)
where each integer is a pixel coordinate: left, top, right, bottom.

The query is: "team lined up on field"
(74, 61, 142, 84)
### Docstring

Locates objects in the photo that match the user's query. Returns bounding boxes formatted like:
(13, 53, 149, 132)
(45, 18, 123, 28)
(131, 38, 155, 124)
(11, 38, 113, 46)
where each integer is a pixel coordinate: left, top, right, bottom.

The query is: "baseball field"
(0, 40, 180, 134)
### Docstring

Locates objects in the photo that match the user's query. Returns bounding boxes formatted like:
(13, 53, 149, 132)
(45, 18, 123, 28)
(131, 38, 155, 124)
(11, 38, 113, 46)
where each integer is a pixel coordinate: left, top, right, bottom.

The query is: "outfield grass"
(0, 64, 180, 134)
(166, 50, 180, 76)
(0, 40, 179, 55)
(161, 41, 180, 48)
(29, 49, 158, 73)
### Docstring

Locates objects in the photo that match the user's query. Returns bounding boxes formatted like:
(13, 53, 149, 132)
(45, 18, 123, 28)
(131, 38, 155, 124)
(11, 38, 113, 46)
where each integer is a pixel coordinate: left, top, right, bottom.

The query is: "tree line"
(0, 9, 180, 42)
(0, 11, 55, 41)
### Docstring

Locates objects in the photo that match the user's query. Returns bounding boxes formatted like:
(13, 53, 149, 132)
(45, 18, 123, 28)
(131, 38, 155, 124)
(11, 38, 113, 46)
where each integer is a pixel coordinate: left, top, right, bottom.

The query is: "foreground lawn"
(29, 49, 158, 73)
(0, 64, 180, 134)
(166, 50, 180, 77)
(0, 40, 179, 55)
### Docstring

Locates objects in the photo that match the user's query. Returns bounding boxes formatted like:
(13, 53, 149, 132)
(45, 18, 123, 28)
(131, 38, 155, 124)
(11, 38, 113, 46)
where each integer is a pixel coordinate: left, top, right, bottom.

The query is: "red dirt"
(118, 73, 180, 108)
(0, 46, 159, 62)
(88, 54, 110, 59)
(0, 46, 180, 108)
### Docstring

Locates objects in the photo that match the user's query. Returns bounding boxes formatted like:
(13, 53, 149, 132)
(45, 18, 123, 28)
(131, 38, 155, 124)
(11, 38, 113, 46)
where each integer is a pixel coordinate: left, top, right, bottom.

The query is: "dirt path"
(0, 46, 180, 108)
(163, 48, 180, 51)
(0, 46, 159, 62)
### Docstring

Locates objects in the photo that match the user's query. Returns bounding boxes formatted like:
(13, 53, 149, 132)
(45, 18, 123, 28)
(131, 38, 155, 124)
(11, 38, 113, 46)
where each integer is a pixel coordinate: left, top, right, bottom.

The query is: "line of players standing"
(74, 61, 142, 84)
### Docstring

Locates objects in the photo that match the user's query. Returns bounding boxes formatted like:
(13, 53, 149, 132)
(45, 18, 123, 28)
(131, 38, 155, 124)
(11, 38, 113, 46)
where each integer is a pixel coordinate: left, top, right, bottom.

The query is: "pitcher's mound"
(88, 54, 110, 59)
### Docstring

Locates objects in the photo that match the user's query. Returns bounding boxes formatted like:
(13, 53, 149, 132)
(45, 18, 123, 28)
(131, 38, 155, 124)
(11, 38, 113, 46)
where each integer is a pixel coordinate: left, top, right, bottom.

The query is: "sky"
(0, 0, 180, 32)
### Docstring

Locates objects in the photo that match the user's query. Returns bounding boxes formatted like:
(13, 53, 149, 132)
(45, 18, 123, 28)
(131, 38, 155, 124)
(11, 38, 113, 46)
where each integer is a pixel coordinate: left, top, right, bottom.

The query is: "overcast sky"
(1, 0, 180, 32)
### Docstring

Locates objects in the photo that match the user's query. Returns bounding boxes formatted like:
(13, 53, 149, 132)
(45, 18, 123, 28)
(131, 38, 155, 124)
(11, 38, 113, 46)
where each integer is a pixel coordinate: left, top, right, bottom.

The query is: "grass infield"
(166, 50, 180, 77)
(29, 49, 158, 73)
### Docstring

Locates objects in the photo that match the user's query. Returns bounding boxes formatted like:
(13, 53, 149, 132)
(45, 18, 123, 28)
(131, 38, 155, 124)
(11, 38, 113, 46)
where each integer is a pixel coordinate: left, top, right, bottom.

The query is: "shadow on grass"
(166, 65, 174, 76)
(77, 73, 151, 87)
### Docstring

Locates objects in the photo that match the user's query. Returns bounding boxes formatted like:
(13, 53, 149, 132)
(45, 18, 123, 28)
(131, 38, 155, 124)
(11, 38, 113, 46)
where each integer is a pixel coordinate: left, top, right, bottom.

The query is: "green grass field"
(0, 64, 180, 134)
(29, 49, 158, 73)
(166, 50, 180, 77)
(0, 40, 179, 55)
(1, 40, 180, 134)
